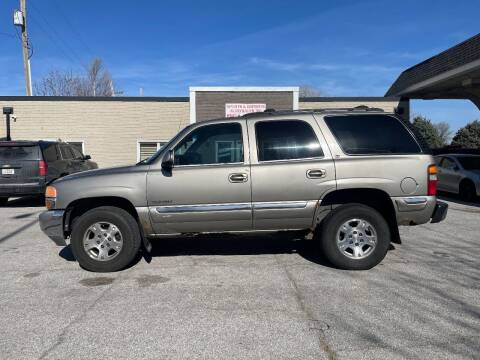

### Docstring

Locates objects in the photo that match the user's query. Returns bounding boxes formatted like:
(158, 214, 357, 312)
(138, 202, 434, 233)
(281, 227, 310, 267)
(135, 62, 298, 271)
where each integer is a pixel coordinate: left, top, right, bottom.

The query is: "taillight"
(39, 160, 48, 177)
(428, 164, 437, 196)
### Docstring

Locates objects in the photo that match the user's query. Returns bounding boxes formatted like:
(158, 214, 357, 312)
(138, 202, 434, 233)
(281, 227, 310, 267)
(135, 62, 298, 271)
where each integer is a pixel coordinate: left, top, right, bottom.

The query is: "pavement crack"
(274, 255, 337, 360)
(37, 277, 118, 359)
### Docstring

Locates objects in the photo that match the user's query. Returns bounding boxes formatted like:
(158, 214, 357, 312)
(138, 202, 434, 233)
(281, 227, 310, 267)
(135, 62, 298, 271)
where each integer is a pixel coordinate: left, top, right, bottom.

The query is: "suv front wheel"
(319, 203, 390, 270)
(70, 206, 142, 272)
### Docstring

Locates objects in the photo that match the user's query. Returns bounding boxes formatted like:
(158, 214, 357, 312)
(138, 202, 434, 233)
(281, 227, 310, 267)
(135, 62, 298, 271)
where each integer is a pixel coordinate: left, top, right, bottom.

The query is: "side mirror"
(161, 150, 174, 170)
(83, 155, 91, 160)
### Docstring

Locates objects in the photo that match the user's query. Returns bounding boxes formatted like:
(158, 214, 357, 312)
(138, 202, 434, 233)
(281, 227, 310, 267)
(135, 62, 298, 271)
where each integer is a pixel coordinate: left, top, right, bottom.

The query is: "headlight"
(45, 186, 57, 210)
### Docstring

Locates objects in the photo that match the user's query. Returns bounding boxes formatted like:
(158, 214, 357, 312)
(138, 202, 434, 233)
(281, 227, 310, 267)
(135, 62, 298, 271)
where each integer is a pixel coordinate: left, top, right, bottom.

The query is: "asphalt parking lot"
(0, 196, 479, 360)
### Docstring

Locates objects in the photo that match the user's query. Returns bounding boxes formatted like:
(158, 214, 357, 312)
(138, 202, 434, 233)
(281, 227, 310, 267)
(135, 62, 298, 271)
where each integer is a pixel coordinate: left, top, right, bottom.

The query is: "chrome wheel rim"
(336, 218, 377, 259)
(83, 222, 123, 261)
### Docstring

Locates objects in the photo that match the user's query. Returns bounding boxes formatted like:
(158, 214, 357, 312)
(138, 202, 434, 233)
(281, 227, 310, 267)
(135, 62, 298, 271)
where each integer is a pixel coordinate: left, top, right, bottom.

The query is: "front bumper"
(39, 210, 66, 246)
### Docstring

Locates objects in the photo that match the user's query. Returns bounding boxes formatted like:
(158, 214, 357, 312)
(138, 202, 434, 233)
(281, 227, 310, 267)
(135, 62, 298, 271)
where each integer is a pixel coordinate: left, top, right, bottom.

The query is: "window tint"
(324, 115, 421, 155)
(70, 146, 84, 159)
(174, 123, 243, 165)
(0, 146, 39, 160)
(457, 156, 480, 170)
(255, 120, 323, 162)
(42, 144, 60, 162)
(441, 157, 457, 170)
(60, 145, 74, 159)
(68, 142, 84, 154)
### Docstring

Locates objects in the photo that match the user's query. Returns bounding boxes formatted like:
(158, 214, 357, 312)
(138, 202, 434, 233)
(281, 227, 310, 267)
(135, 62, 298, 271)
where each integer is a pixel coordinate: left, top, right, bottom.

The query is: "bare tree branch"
(34, 58, 116, 96)
(299, 85, 324, 97)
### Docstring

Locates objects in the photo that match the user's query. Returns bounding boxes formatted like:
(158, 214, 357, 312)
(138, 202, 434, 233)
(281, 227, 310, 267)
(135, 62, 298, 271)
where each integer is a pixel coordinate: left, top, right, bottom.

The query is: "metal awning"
(386, 33, 480, 109)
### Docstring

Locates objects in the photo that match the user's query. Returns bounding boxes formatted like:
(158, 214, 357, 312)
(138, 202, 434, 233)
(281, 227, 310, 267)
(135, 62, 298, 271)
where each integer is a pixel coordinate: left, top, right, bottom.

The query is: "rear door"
(247, 116, 336, 230)
(0, 144, 41, 185)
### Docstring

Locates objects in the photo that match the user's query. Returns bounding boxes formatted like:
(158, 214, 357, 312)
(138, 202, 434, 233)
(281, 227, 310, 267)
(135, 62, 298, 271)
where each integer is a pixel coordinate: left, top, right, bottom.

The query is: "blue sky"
(0, 0, 478, 131)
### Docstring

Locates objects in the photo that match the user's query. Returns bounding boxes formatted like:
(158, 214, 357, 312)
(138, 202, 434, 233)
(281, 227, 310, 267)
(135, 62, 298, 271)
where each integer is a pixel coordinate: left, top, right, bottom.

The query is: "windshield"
(138, 125, 192, 165)
(457, 156, 480, 170)
(0, 146, 39, 160)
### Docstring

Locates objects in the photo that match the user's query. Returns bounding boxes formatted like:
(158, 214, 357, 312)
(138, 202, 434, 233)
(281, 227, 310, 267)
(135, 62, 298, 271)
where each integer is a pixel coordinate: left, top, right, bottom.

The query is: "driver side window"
(173, 123, 244, 166)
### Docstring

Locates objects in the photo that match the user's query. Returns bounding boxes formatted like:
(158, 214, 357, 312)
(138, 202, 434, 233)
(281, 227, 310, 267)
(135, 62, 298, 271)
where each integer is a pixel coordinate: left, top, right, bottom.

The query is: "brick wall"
(0, 99, 190, 168)
(195, 91, 293, 121)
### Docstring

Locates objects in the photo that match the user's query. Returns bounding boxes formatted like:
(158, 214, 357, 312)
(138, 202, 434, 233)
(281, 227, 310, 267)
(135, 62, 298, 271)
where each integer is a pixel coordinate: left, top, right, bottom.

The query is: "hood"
(54, 164, 149, 183)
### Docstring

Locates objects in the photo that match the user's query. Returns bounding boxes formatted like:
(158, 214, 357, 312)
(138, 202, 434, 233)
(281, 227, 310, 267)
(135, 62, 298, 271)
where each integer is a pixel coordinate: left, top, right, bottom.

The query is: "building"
(387, 33, 480, 109)
(0, 87, 406, 168)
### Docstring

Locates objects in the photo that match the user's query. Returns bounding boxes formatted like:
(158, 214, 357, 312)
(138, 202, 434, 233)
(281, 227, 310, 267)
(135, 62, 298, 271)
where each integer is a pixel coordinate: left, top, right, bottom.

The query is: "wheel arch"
(64, 196, 139, 234)
(319, 188, 400, 244)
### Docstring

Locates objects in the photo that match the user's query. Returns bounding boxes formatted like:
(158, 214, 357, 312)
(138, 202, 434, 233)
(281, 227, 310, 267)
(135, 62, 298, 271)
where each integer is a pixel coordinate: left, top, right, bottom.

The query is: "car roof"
(196, 106, 391, 126)
(439, 154, 480, 158)
(0, 140, 60, 147)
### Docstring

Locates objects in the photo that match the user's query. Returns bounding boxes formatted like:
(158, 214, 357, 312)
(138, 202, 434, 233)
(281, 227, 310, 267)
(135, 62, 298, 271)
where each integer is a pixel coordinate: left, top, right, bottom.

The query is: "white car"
(435, 154, 480, 201)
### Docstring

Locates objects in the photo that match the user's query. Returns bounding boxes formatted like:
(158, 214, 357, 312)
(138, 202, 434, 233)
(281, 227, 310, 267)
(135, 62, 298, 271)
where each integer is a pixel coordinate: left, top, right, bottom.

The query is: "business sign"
(225, 103, 266, 118)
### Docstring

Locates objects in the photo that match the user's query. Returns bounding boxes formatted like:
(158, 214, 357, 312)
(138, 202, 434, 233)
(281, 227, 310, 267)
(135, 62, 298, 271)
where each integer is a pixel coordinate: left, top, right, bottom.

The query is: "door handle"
(229, 173, 248, 183)
(306, 169, 326, 179)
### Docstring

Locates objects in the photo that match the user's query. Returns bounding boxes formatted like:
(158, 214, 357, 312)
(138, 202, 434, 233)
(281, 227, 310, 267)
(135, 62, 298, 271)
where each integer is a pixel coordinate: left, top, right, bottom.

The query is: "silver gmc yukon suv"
(39, 107, 448, 272)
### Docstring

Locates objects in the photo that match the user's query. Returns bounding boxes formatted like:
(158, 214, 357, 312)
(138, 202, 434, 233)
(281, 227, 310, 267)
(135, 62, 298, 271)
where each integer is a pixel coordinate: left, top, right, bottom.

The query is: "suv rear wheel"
(70, 206, 142, 272)
(319, 203, 390, 270)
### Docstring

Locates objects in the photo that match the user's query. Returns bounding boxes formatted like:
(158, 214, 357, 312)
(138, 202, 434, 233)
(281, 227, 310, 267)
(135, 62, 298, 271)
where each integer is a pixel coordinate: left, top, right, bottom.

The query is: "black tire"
(459, 180, 476, 202)
(70, 206, 142, 272)
(319, 203, 390, 270)
(0, 197, 8, 206)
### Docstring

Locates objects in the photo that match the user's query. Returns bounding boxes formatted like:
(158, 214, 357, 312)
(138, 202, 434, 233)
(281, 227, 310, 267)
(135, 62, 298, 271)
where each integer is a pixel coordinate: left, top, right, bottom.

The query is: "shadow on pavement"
(438, 191, 480, 208)
(144, 234, 337, 268)
(0, 218, 39, 244)
(60, 234, 399, 270)
(1, 196, 44, 208)
(59, 245, 76, 261)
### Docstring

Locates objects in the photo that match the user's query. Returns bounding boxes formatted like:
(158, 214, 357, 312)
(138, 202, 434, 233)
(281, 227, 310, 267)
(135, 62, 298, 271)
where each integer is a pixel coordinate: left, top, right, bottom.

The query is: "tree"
(434, 122, 452, 146)
(299, 85, 323, 97)
(411, 116, 444, 149)
(451, 120, 480, 149)
(34, 58, 116, 96)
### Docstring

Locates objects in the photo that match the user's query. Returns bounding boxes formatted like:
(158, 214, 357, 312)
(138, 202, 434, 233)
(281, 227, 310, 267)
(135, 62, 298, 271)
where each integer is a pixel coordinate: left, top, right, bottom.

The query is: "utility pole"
(14, 0, 32, 96)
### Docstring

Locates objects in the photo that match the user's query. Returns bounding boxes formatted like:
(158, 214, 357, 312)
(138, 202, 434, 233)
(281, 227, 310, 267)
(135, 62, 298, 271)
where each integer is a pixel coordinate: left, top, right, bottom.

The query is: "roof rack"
(241, 105, 385, 118)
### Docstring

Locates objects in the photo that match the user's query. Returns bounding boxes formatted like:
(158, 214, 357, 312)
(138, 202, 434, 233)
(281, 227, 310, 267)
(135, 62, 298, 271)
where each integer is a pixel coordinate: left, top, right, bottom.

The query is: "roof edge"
(300, 96, 401, 102)
(0, 96, 190, 102)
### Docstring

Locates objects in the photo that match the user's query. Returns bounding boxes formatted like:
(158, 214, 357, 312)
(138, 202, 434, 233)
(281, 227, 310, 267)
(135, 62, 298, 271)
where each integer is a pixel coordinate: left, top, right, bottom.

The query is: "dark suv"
(0, 140, 97, 205)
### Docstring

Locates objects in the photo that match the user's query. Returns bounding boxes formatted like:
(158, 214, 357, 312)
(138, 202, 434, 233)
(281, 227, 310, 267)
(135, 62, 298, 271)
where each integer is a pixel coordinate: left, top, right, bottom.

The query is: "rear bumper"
(431, 201, 448, 223)
(0, 183, 44, 196)
(39, 210, 66, 246)
(393, 196, 447, 225)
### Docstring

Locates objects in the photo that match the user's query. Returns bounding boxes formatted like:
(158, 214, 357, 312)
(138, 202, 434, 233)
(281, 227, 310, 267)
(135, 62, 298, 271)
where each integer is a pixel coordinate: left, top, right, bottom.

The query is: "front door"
(247, 116, 336, 230)
(147, 120, 252, 234)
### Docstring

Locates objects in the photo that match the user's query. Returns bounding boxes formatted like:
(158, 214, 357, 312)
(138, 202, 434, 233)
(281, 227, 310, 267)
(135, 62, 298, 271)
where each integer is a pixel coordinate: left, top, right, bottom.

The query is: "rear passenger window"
(255, 120, 323, 162)
(60, 145, 74, 159)
(42, 144, 60, 162)
(324, 115, 421, 155)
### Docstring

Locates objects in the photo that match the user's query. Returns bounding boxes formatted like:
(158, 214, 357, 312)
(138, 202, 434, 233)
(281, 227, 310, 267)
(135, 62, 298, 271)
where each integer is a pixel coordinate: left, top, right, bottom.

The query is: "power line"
(28, 14, 84, 73)
(29, 2, 87, 72)
(50, 0, 96, 59)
